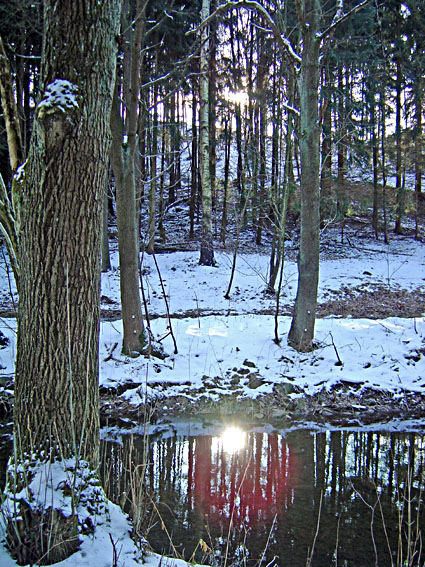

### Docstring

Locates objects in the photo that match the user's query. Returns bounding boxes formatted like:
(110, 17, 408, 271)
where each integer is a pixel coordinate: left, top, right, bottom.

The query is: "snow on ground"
(100, 232, 425, 318)
(0, 232, 424, 405)
(99, 314, 424, 403)
(97, 231, 425, 404)
(0, 232, 424, 566)
(0, 502, 192, 567)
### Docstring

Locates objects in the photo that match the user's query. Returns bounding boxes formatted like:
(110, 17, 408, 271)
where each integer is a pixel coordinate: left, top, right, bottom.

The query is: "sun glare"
(216, 426, 247, 454)
(223, 88, 249, 108)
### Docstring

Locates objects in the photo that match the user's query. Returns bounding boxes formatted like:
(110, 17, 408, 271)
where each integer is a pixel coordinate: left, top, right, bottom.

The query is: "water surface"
(101, 421, 425, 566)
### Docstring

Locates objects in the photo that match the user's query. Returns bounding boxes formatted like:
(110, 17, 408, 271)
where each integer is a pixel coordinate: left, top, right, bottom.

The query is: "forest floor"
(0, 183, 424, 567)
(0, 182, 424, 429)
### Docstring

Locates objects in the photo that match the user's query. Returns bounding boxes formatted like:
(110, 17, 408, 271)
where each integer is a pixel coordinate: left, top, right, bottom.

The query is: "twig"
(329, 332, 343, 366)
(376, 484, 394, 567)
(151, 252, 178, 354)
(351, 482, 379, 567)
(109, 533, 120, 567)
(103, 342, 118, 362)
(258, 514, 277, 567)
(149, 496, 183, 559)
(306, 491, 323, 567)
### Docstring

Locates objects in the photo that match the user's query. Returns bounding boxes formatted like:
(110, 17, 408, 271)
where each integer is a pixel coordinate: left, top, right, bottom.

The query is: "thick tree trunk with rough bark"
(9, 3, 120, 563)
(15, 0, 120, 468)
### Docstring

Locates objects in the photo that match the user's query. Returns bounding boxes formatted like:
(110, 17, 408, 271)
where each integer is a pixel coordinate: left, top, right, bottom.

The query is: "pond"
(100, 420, 425, 567)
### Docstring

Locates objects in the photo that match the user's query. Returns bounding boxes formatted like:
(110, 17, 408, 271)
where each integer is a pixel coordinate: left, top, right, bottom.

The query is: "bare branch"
(187, 0, 301, 66)
(282, 101, 300, 117)
(318, 0, 373, 42)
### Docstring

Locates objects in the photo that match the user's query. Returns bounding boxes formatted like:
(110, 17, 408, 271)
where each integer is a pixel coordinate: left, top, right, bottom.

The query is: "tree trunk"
(380, 87, 389, 244)
(147, 82, 158, 254)
(189, 83, 198, 239)
(256, 42, 267, 246)
(110, 0, 146, 355)
(0, 35, 25, 284)
(15, 0, 119, 468)
(158, 93, 167, 242)
(168, 92, 177, 204)
(199, 0, 215, 266)
(11, 3, 120, 561)
(235, 103, 245, 215)
(220, 110, 231, 245)
(320, 63, 333, 221)
(288, 0, 321, 352)
(394, 53, 404, 234)
(209, 1, 217, 214)
(414, 80, 423, 239)
(371, 89, 379, 239)
(101, 177, 111, 272)
(0, 35, 24, 173)
(336, 64, 347, 217)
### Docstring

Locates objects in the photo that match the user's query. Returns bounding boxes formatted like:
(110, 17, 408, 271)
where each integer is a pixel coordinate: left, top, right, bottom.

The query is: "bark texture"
(15, 0, 120, 466)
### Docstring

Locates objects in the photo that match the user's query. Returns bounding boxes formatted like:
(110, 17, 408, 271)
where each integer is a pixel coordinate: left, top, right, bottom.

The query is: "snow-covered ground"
(0, 229, 424, 406)
(89, 231, 425, 403)
(0, 229, 424, 566)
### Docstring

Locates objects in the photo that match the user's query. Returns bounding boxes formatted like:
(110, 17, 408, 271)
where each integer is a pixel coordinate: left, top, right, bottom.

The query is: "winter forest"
(0, 0, 424, 566)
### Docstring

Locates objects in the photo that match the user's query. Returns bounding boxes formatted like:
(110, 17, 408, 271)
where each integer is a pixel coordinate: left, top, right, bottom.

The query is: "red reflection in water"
(189, 431, 299, 528)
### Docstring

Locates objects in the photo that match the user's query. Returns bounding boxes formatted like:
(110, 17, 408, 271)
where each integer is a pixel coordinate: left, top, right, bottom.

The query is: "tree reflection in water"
(101, 426, 425, 566)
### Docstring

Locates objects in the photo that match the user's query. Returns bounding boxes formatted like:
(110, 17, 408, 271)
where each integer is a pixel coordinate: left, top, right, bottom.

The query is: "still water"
(101, 422, 425, 567)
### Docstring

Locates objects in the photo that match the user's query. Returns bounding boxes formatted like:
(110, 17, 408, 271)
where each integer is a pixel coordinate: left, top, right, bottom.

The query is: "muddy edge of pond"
(1, 380, 423, 428)
(98, 383, 425, 429)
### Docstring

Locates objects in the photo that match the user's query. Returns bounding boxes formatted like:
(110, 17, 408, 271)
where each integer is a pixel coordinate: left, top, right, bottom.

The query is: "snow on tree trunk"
(10, 1, 121, 563)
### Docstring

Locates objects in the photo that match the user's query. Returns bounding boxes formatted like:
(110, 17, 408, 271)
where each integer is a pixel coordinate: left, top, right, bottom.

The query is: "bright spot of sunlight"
(208, 325, 227, 337)
(186, 324, 202, 337)
(186, 323, 227, 337)
(223, 87, 249, 108)
(215, 426, 247, 455)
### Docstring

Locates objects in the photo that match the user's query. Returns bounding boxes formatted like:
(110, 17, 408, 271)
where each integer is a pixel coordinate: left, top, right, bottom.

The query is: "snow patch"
(37, 79, 79, 115)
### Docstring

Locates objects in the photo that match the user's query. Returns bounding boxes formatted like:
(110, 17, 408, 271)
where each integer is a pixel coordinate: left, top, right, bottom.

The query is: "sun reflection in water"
(215, 426, 247, 454)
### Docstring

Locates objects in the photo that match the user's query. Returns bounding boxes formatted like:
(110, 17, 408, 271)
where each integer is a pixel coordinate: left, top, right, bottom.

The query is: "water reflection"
(101, 425, 425, 566)
(214, 426, 247, 454)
